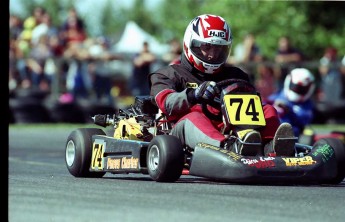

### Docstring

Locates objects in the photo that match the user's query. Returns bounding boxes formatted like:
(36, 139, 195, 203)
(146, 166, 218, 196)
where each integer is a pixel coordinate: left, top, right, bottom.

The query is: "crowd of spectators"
(9, 7, 125, 106)
(9, 7, 345, 123)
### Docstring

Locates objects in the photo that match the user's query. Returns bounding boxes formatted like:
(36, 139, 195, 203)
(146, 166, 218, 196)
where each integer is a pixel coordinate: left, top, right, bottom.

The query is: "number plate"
(223, 94, 266, 126)
(91, 139, 105, 170)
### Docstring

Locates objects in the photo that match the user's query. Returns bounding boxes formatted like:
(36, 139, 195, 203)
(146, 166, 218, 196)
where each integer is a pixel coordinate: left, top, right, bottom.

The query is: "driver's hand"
(274, 99, 291, 116)
(188, 81, 220, 104)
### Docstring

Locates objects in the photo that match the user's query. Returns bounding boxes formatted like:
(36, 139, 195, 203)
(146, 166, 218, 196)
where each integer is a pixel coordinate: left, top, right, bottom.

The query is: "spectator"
(274, 36, 304, 89)
(230, 33, 263, 64)
(162, 38, 182, 65)
(9, 38, 19, 91)
(317, 47, 342, 102)
(255, 63, 277, 101)
(9, 15, 23, 40)
(16, 30, 33, 89)
(60, 7, 87, 48)
(63, 40, 92, 101)
(130, 41, 156, 96)
(62, 7, 85, 32)
(26, 35, 53, 91)
(59, 8, 89, 101)
(266, 68, 316, 137)
(315, 47, 345, 123)
(88, 36, 123, 106)
(31, 13, 58, 45)
(9, 16, 23, 90)
(227, 33, 263, 82)
(20, 6, 45, 42)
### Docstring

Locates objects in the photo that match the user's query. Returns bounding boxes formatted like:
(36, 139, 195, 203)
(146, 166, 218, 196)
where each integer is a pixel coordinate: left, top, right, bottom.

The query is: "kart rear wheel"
(314, 138, 345, 184)
(65, 128, 106, 178)
(147, 135, 184, 182)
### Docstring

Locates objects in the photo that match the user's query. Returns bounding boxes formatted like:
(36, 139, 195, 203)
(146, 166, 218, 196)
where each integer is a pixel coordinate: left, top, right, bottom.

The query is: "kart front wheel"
(147, 135, 184, 182)
(65, 128, 106, 178)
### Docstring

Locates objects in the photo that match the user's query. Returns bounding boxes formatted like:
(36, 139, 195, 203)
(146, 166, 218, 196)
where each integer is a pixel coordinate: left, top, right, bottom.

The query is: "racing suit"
(149, 54, 280, 149)
(266, 90, 314, 137)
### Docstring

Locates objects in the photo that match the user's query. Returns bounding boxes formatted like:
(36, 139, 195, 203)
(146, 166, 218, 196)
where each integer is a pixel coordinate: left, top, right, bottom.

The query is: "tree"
(157, 0, 344, 60)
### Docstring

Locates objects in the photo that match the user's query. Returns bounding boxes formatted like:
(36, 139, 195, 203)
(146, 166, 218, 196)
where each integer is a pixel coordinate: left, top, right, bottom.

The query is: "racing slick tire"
(147, 135, 184, 182)
(65, 128, 106, 178)
(314, 138, 345, 184)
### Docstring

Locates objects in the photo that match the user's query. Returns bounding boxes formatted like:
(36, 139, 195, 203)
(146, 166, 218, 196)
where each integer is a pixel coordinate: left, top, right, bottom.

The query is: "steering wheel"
(201, 79, 257, 121)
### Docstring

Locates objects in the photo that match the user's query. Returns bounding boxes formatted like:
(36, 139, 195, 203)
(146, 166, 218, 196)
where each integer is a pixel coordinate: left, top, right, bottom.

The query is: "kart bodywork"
(66, 79, 345, 184)
(65, 80, 345, 184)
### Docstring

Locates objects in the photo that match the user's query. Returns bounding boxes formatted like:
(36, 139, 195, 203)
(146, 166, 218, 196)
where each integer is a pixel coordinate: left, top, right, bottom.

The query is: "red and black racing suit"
(149, 55, 280, 149)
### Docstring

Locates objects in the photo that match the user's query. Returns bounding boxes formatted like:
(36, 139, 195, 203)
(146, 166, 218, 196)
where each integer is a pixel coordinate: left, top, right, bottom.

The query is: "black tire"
(147, 135, 184, 182)
(83, 104, 117, 123)
(10, 98, 52, 123)
(314, 138, 345, 184)
(49, 102, 86, 123)
(9, 107, 15, 124)
(65, 128, 106, 178)
(15, 88, 49, 100)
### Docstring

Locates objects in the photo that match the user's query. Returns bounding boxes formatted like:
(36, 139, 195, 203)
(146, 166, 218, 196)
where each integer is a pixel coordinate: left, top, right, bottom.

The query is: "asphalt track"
(8, 125, 345, 222)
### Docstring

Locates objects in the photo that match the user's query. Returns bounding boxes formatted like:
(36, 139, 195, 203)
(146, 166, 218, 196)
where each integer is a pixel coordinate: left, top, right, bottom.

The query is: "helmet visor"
(289, 82, 311, 95)
(190, 39, 230, 64)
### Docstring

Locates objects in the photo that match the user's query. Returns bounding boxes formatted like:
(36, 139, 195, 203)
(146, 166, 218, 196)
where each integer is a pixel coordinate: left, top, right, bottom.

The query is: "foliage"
(157, 0, 344, 60)
(158, 0, 206, 41)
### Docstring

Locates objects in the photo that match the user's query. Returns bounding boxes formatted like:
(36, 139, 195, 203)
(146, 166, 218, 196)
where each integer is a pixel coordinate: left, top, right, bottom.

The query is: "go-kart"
(65, 79, 345, 184)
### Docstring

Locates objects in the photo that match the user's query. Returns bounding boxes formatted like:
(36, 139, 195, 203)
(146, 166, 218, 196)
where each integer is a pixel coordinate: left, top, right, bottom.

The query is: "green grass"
(305, 124, 345, 131)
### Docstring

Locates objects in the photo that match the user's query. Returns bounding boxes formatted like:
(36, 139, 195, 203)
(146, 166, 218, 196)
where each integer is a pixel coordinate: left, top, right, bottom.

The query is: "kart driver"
(266, 68, 316, 137)
(149, 14, 295, 157)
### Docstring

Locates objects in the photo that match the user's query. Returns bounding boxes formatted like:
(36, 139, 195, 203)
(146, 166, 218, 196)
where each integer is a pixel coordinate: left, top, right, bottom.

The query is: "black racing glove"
(187, 81, 220, 104)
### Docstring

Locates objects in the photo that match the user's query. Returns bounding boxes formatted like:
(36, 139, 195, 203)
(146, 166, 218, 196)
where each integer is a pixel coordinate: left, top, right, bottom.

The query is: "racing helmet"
(183, 14, 232, 74)
(284, 68, 315, 102)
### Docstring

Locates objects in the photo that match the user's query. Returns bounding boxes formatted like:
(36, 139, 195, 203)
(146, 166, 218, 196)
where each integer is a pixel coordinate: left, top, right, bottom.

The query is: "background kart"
(299, 127, 345, 146)
(65, 80, 345, 185)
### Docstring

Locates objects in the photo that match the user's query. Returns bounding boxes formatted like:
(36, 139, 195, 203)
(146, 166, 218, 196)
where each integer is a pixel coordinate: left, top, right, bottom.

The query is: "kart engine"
(92, 96, 170, 141)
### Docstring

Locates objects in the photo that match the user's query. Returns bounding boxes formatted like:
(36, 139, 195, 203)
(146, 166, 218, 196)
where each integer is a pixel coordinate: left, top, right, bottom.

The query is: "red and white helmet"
(284, 68, 316, 102)
(183, 14, 232, 74)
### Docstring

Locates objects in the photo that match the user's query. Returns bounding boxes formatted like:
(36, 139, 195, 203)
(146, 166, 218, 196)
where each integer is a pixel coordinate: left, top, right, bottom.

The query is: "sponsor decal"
(186, 82, 198, 89)
(198, 143, 220, 151)
(282, 156, 316, 167)
(220, 149, 241, 161)
(122, 157, 139, 169)
(208, 30, 225, 38)
(107, 157, 139, 170)
(241, 156, 275, 169)
(312, 144, 334, 162)
(197, 143, 241, 160)
(107, 158, 121, 169)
